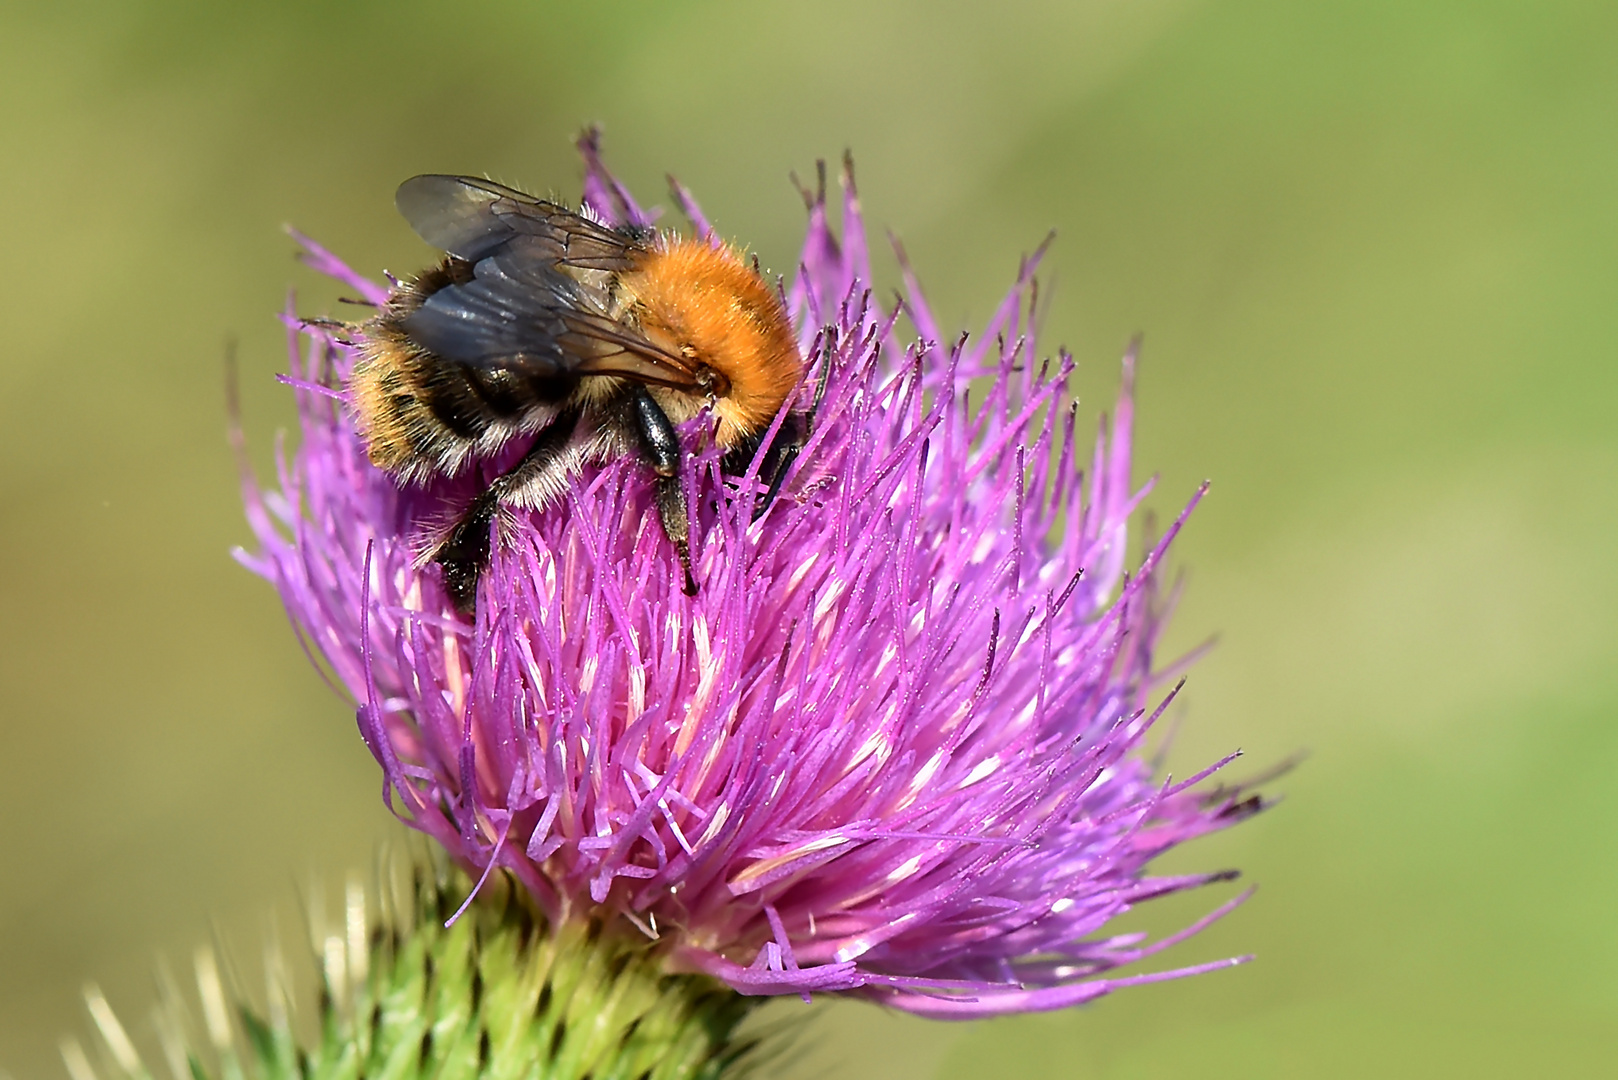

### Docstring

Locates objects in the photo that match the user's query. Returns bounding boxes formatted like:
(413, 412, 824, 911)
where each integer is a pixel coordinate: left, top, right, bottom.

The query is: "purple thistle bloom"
(239, 143, 1265, 1016)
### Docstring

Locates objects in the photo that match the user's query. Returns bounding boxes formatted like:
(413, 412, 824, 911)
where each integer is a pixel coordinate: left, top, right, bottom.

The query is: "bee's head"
(627, 238, 804, 447)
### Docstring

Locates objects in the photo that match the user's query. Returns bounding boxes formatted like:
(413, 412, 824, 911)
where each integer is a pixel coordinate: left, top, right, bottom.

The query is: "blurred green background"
(2, 0, 1614, 1076)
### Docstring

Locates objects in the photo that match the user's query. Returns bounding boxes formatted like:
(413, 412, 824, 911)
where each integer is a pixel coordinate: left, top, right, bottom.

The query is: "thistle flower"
(239, 139, 1265, 1020)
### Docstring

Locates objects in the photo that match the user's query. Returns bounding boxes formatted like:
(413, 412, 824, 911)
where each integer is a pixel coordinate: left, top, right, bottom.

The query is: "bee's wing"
(402, 248, 698, 388)
(396, 174, 637, 269)
(395, 180, 703, 389)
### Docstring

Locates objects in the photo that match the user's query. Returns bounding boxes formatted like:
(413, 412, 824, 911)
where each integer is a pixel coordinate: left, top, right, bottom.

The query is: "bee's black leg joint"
(434, 409, 582, 615)
(627, 387, 681, 477)
(626, 387, 698, 593)
(434, 488, 499, 614)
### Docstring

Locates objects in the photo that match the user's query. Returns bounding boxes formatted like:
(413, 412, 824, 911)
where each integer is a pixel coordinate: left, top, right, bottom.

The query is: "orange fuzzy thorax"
(621, 237, 802, 445)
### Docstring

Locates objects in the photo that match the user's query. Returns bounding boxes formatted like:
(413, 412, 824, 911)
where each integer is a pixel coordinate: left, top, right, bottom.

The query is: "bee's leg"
(625, 386, 699, 595)
(755, 415, 806, 520)
(727, 330, 832, 520)
(434, 487, 499, 613)
(723, 413, 806, 523)
(434, 409, 581, 614)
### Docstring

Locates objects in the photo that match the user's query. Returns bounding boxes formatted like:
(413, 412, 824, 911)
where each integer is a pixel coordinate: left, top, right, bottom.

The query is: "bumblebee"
(349, 174, 807, 611)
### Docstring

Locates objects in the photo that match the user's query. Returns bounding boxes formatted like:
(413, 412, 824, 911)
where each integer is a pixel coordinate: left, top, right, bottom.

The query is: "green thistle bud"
(65, 860, 761, 1080)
